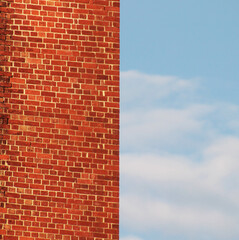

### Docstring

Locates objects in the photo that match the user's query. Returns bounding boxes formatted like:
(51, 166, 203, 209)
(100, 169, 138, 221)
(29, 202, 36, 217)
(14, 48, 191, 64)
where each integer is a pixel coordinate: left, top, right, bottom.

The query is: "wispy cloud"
(121, 104, 213, 153)
(121, 70, 198, 110)
(120, 236, 143, 240)
(120, 71, 239, 240)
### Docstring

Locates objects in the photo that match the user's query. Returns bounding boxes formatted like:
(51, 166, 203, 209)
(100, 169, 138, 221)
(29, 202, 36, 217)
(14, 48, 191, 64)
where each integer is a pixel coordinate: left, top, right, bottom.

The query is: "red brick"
(1, 1, 120, 239)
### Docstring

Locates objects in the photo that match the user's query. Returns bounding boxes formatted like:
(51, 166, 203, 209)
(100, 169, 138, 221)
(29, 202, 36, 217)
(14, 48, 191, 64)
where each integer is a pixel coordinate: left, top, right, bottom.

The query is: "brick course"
(0, 0, 120, 239)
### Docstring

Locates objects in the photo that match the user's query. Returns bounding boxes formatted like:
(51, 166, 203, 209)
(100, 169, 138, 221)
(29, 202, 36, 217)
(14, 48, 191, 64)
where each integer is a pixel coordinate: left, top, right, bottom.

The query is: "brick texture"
(0, 0, 120, 239)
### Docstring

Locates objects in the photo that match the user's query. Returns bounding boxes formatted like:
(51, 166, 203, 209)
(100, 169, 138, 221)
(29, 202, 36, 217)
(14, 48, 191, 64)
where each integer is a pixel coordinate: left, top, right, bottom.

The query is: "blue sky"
(120, 1, 239, 240)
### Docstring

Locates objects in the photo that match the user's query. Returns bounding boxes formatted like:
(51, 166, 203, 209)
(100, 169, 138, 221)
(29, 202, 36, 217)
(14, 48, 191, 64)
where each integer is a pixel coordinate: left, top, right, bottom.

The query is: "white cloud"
(120, 71, 239, 240)
(120, 236, 143, 240)
(120, 137, 239, 239)
(120, 70, 197, 109)
(121, 104, 213, 153)
(121, 194, 239, 240)
(120, 71, 215, 154)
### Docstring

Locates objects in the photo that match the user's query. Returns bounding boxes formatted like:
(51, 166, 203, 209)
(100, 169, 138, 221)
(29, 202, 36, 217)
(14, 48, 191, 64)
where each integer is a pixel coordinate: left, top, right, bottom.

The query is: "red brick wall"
(0, 1, 12, 238)
(0, 0, 120, 239)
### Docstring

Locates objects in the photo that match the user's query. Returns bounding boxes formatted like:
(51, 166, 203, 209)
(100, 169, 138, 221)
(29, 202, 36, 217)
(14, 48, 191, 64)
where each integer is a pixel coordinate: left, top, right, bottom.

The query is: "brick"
(1, 1, 120, 239)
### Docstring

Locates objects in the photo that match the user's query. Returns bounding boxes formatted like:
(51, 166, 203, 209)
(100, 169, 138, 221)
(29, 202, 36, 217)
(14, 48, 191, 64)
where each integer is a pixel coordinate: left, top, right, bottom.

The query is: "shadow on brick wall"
(0, 1, 12, 238)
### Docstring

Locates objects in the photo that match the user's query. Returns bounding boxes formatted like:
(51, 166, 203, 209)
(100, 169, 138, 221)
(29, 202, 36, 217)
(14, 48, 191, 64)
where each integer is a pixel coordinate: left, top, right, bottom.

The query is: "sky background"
(120, 1, 239, 240)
